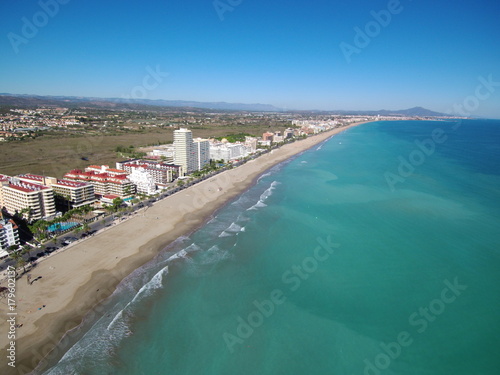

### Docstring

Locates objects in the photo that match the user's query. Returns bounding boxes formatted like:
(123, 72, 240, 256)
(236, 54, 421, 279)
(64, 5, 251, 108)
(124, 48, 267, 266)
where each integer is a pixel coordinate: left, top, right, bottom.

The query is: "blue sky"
(1, 0, 499, 117)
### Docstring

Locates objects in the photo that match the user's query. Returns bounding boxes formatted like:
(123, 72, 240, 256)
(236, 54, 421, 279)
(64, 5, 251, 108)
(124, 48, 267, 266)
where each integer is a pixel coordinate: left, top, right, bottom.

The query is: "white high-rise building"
(0, 213, 19, 253)
(174, 128, 197, 174)
(194, 138, 210, 170)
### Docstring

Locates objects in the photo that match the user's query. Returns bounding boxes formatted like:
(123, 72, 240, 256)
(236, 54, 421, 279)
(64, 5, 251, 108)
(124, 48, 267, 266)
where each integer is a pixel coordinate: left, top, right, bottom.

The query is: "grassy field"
(0, 125, 285, 178)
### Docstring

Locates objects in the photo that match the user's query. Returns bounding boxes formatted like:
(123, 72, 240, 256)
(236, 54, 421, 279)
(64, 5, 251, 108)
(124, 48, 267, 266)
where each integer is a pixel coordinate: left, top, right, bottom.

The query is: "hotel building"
(64, 167, 135, 198)
(209, 142, 247, 162)
(17, 174, 95, 210)
(0, 175, 56, 221)
(117, 160, 181, 184)
(262, 132, 274, 142)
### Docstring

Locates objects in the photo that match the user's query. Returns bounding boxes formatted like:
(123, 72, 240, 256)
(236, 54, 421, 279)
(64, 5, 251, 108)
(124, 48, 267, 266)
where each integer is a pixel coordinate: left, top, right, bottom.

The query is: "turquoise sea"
(41, 120, 500, 375)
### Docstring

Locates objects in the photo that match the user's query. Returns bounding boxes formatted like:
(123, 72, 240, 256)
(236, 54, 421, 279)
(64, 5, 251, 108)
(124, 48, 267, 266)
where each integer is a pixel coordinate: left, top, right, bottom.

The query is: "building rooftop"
(17, 173, 45, 182)
(102, 194, 120, 200)
(7, 179, 50, 193)
(65, 170, 130, 185)
(55, 179, 89, 188)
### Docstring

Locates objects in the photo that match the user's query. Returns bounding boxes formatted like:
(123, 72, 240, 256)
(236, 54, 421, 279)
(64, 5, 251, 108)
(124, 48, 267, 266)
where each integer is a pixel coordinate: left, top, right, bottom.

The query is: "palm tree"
(21, 245, 32, 259)
(9, 250, 21, 264)
(16, 258, 27, 274)
(82, 222, 90, 234)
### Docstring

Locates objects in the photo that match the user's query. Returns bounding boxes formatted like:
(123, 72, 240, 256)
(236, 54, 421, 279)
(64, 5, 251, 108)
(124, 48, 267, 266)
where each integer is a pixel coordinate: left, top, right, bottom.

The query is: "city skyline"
(1, 0, 499, 118)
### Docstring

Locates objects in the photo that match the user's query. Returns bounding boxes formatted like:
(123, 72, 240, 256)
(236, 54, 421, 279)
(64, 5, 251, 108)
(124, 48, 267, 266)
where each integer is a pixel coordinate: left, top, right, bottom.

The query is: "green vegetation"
(215, 133, 254, 143)
(191, 159, 226, 177)
(115, 145, 147, 159)
(27, 204, 95, 241)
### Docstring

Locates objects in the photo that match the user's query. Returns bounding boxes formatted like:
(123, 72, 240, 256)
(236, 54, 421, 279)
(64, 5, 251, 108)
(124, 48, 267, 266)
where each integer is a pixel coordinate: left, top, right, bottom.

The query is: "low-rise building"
(149, 145, 175, 161)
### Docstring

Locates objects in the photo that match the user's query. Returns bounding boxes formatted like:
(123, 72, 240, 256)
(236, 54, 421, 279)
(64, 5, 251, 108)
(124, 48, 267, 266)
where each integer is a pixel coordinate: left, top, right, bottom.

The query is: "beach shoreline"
(0, 121, 370, 374)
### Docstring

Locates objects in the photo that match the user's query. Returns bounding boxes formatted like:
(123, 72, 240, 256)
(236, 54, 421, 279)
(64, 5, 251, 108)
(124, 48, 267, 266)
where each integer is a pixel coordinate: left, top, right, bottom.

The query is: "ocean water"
(41, 120, 500, 375)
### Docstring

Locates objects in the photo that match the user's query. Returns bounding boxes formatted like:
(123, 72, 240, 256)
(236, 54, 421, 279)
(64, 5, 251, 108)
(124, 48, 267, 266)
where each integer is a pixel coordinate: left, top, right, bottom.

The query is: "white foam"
(184, 243, 201, 253)
(130, 265, 168, 304)
(226, 222, 242, 232)
(259, 180, 280, 201)
(257, 171, 272, 182)
(246, 181, 279, 211)
(236, 213, 250, 222)
(218, 231, 233, 238)
(166, 249, 188, 262)
(48, 266, 169, 374)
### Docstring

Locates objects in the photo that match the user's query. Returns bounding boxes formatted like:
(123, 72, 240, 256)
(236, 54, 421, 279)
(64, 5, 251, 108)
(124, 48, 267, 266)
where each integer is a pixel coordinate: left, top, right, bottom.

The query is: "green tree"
(112, 197, 124, 212)
(9, 250, 21, 263)
(16, 257, 27, 274)
(21, 245, 32, 258)
(82, 222, 90, 234)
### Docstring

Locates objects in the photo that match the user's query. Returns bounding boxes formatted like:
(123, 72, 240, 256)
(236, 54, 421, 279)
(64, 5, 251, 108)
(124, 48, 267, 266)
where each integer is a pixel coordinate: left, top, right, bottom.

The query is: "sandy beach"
(0, 122, 368, 374)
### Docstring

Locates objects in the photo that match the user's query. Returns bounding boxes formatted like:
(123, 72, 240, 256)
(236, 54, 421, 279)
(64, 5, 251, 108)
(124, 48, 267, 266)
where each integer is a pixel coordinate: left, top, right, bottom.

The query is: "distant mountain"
(380, 107, 448, 117)
(317, 106, 449, 117)
(0, 94, 448, 116)
(111, 98, 282, 112)
(0, 94, 282, 112)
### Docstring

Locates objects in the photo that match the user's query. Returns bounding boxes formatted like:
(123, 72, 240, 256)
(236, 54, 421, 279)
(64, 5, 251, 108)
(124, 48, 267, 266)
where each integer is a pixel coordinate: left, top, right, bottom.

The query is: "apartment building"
(17, 174, 95, 210)
(117, 160, 181, 184)
(64, 169, 135, 198)
(174, 128, 197, 174)
(0, 175, 56, 221)
(0, 213, 20, 252)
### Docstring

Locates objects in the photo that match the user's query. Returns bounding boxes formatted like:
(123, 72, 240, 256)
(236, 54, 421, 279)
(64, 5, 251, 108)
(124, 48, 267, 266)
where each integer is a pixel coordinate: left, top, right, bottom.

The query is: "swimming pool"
(47, 222, 80, 232)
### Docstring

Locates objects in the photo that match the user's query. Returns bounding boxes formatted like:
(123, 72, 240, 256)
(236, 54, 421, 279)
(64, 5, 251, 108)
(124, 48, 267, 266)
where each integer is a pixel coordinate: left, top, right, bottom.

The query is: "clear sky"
(1, 0, 499, 118)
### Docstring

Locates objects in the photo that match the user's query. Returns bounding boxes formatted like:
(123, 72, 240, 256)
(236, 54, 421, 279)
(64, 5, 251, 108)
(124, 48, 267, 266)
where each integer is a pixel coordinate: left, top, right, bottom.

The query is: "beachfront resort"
(0, 121, 341, 263)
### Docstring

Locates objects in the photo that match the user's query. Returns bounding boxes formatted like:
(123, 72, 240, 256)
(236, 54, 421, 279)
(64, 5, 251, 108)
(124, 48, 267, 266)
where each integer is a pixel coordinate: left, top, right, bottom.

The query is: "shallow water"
(43, 120, 500, 375)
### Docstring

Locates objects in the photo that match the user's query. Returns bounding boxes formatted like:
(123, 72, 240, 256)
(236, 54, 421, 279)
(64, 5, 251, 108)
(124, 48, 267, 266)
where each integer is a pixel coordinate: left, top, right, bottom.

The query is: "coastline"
(0, 121, 370, 374)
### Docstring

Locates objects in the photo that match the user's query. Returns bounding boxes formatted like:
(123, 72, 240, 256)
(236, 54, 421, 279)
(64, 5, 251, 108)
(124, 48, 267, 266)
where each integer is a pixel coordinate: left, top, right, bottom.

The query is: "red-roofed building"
(64, 169, 135, 198)
(85, 165, 129, 177)
(0, 176, 56, 221)
(17, 174, 96, 210)
(262, 132, 274, 142)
